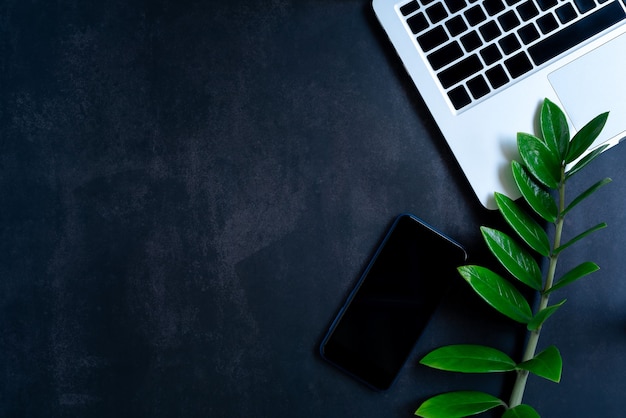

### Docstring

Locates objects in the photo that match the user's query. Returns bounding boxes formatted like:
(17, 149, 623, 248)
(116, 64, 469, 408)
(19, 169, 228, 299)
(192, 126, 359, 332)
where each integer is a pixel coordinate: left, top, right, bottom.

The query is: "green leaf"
(517, 345, 562, 383)
(555, 223, 607, 254)
(527, 299, 566, 331)
(517, 132, 561, 189)
(512, 161, 558, 223)
(566, 143, 609, 179)
(503, 404, 541, 418)
(540, 98, 570, 160)
(415, 391, 505, 418)
(458, 265, 533, 323)
(481, 227, 542, 291)
(563, 177, 612, 216)
(495, 192, 551, 257)
(565, 111, 609, 163)
(420, 344, 516, 373)
(546, 262, 599, 294)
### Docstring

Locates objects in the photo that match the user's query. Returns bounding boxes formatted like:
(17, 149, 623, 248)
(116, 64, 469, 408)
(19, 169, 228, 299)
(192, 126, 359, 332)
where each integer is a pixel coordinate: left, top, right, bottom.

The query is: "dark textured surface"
(1, 0, 625, 416)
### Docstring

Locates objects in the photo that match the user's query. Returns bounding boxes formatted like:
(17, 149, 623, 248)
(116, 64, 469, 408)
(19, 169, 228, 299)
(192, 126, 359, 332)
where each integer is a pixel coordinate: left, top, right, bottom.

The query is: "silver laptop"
(373, 0, 626, 208)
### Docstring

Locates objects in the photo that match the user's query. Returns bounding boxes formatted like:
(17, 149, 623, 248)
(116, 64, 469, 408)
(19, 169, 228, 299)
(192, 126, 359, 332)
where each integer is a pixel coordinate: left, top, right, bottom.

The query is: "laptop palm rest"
(549, 32, 626, 147)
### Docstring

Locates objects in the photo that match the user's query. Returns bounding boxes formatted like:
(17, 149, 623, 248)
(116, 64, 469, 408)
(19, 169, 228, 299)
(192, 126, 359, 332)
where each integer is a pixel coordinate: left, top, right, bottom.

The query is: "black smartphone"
(320, 213, 467, 391)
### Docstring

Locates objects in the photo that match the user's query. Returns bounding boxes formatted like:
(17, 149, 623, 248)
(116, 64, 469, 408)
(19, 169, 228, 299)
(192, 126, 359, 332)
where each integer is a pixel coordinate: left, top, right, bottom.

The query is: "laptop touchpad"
(548, 33, 626, 146)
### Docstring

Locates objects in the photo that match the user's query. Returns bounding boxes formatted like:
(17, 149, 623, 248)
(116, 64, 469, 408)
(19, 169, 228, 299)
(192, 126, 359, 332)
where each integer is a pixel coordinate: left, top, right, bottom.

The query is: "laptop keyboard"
(398, 0, 626, 110)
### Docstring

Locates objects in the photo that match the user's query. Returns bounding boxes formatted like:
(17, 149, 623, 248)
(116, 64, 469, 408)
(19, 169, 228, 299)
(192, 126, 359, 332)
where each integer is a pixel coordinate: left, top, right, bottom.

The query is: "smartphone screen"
(320, 214, 467, 391)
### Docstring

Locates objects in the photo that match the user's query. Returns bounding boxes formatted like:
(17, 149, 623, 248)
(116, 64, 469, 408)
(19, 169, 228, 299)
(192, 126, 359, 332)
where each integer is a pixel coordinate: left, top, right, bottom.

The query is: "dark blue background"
(2, 0, 625, 416)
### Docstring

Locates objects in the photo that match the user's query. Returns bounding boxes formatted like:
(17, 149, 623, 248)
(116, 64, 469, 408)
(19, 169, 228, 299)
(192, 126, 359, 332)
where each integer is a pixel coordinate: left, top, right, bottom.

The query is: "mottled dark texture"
(1, 0, 625, 417)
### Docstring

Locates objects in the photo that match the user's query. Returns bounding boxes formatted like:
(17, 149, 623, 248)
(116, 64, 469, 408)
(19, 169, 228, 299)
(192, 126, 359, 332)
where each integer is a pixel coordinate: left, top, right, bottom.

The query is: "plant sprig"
(416, 98, 611, 418)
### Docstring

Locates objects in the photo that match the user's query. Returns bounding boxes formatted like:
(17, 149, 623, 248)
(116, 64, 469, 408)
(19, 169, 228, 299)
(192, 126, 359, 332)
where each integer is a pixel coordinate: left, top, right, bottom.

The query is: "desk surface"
(2, 1, 625, 416)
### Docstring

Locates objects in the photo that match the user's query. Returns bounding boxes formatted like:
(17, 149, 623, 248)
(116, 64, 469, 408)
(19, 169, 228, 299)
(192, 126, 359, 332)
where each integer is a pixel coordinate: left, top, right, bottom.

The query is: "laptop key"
(498, 10, 521, 31)
(537, 13, 559, 34)
(446, 16, 468, 36)
(465, 5, 487, 25)
(467, 74, 491, 99)
(574, 0, 596, 13)
(535, 0, 558, 11)
(445, 0, 468, 13)
(517, 1, 540, 20)
(407, 12, 429, 34)
(480, 44, 503, 65)
(418, 26, 449, 52)
(499, 33, 522, 54)
(518, 23, 540, 44)
(556, 4, 578, 24)
(504, 52, 533, 78)
(486, 65, 510, 88)
(528, 2, 626, 65)
(438, 54, 483, 88)
(426, 3, 449, 24)
(460, 31, 483, 52)
(427, 42, 464, 70)
(483, 0, 506, 15)
(448, 85, 472, 110)
(480, 21, 502, 42)
(400, 1, 420, 16)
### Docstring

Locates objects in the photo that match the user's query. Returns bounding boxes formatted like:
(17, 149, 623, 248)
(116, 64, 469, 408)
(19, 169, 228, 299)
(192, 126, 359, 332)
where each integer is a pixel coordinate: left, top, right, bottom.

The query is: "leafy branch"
(415, 99, 611, 418)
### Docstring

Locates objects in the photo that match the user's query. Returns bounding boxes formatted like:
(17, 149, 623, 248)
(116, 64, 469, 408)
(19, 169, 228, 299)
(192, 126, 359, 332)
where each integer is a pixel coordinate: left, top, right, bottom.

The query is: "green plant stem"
(509, 167, 566, 409)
